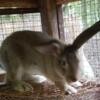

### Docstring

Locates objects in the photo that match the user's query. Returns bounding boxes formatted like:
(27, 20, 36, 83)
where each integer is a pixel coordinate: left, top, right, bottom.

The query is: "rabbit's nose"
(70, 76, 77, 82)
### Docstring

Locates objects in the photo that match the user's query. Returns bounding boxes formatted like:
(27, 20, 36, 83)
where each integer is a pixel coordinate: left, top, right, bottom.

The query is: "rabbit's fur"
(0, 21, 100, 93)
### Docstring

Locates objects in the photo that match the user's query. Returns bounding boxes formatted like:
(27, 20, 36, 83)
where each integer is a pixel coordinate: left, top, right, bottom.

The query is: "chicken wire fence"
(0, 11, 43, 84)
(0, 12, 42, 46)
(63, 0, 100, 81)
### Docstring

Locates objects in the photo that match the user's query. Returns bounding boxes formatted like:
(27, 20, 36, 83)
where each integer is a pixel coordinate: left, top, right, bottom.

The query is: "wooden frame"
(0, 8, 40, 15)
(56, 0, 79, 5)
(56, 5, 65, 40)
(39, 0, 59, 39)
(0, 0, 38, 8)
(0, 0, 65, 40)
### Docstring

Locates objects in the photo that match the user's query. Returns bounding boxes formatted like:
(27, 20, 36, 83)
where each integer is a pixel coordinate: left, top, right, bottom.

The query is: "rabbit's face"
(58, 45, 79, 82)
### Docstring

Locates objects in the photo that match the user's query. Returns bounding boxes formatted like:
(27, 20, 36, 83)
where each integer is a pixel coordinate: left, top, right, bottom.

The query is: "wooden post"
(56, 5, 65, 40)
(39, 0, 59, 39)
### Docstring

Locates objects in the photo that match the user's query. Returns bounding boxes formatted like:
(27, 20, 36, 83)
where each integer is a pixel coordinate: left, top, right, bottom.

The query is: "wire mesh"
(0, 13, 42, 46)
(63, 0, 100, 81)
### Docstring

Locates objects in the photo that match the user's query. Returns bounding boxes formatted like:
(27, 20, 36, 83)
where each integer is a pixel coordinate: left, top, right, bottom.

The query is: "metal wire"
(63, 0, 100, 81)
(0, 13, 42, 46)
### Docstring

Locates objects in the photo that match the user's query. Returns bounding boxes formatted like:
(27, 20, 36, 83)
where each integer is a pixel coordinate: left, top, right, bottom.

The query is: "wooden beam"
(56, 0, 79, 5)
(39, 0, 59, 39)
(57, 5, 65, 40)
(0, 8, 40, 15)
(0, 0, 38, 8)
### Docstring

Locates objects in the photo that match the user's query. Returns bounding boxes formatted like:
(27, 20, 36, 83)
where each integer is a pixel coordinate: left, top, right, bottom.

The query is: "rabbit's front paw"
(11, 81, 33, 92)
(70, 81, 83, 88)
(64, 83, 78, 94)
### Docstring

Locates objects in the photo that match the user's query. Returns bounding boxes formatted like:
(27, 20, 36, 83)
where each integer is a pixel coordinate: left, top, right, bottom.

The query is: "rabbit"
(0, 20, 100, 94)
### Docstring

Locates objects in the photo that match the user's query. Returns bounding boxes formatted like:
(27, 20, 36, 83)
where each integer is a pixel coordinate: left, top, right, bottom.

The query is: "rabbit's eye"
(58, 59, 66, 66)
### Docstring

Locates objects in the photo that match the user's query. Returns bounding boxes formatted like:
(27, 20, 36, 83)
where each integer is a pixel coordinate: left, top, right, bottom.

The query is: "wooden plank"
(56, 0, 79, 5)
(57, 5, 65, 40)
(0, 0, 38, 8)
(0, 8, 40, 15)
(39, 0, 59, 39)
(0, 84, 100, 100)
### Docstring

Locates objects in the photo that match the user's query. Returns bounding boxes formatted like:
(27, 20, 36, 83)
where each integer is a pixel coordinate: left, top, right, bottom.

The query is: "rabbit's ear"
(35, 42, 62, 57)
(72, 20, 100, 50)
